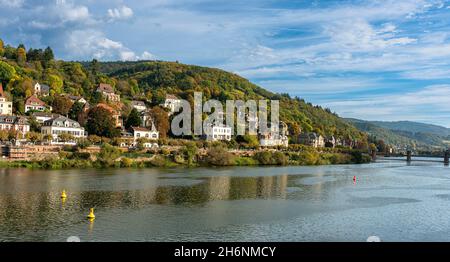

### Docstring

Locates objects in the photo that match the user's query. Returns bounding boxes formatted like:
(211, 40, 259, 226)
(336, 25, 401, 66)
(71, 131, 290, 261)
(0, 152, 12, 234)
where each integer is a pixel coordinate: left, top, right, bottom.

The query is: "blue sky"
(2, 0, 450, 127)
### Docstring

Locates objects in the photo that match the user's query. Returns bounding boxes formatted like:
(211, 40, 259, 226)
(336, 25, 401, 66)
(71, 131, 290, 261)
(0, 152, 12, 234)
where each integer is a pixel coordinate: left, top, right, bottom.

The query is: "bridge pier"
(445, 150, 449, 165)
(406, 150, 412, 162)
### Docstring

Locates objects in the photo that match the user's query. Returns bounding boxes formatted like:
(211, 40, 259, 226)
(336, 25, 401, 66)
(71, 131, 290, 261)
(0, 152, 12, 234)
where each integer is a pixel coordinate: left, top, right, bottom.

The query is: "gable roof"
(0, 115, 29, 125)
(40, 84, 50, 93)
(44, 116, 82, 128)
(166, 94, 179, 100)
(25, 95, 46, 106)
(97, 83, 114, 93)
(131, 100, 146, 107)
(131, 126, 151, 132)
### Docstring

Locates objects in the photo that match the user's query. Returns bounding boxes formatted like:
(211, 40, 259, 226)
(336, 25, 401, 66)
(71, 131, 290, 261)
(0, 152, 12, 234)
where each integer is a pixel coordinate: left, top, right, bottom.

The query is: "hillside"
(91, 61, 366, 141)
(346, 118, 448, 149)
(0, 40, 366, 143)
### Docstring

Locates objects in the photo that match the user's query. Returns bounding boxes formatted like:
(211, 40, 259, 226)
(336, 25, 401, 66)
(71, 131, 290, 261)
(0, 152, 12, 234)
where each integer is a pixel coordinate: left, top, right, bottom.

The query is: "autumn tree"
(52, 95, 73, 115)
(25, 132, 43, 143)
(125, 108, 141, 128)
(17, 47, 26, 66)
(149, 106, 169, 138)
(0, 39, 4, 57)
(86, 107, 120, 138)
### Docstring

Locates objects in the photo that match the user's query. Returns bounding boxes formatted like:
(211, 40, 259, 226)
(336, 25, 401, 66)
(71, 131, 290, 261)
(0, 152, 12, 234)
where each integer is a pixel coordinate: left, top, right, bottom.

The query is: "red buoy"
(353, 176, 356, 183)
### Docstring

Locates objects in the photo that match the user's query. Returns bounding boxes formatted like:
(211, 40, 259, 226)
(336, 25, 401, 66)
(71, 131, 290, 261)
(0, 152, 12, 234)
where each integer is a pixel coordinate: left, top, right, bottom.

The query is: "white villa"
(34, 83, 50, 96)
(205, 124, 232, 141)
(131, 100, 147, 112)
(162, 94, 182, 114)
(41, 116, 86, 145)
(0, 84, 12, 115)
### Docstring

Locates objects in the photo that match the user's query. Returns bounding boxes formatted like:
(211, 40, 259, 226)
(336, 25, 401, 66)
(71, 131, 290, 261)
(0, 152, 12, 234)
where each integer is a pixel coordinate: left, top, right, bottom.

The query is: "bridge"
(379, 150, 450, 164)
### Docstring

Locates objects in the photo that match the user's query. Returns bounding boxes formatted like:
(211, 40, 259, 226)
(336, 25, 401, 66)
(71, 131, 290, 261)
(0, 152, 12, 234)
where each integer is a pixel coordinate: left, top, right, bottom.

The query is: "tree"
(90, 59, 99, 76)
(43, 46, 54, 67)
(46, 74, 63, 94)
(183, 142, 198, 165)
(58, 133, 74, 143)
(52, 95, 73, 115)
(69, 102, 84, 120)
(17, 47, 26, 66)
(0, 39, 4, 57)
(25, 132, 43, 143)
(0, 61, 16, 87)
(149, 106, 169, 138)
(0, 130, 8, 142)
(86, 107, 120, 138)
(125, 108, 141, 128)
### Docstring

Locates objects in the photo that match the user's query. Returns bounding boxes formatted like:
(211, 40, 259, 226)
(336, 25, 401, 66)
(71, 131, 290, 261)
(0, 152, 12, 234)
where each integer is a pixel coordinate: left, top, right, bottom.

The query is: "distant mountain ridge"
(369, 120, 450, 137)
(345, 118, 450, 149)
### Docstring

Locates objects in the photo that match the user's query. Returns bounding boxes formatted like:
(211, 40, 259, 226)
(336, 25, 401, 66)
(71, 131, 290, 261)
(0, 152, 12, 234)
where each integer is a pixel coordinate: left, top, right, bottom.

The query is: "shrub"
(205, 144, 235, 166)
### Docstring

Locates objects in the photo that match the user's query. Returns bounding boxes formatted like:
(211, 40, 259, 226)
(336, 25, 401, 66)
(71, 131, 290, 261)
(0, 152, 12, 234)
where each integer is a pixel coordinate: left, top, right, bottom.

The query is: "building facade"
(131, 100, 147, 112)
(0, 84, 12, 115)
(163, 94, 182, 114)
(34, 83, 50, 97)
(0, 115, 30, 135)
(31, 112, 61, 124)
(298, 132, 325, 148)
(259, 121, 289, 147)
(25, 95, 50, 113)
(41, 116, 86, 145)
(93, 103, 123, 128)
(205, 124, 232, 141)
(96, 83, 120, 102)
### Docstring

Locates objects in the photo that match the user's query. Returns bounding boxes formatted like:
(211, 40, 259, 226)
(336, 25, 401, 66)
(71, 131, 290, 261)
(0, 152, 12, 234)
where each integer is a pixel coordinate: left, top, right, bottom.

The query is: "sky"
(2, 0, 450, 127)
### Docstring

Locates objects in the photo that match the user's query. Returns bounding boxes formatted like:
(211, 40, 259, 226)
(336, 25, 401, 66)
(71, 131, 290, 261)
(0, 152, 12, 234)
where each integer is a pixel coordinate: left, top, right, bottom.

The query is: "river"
(0, 158, 449, 242)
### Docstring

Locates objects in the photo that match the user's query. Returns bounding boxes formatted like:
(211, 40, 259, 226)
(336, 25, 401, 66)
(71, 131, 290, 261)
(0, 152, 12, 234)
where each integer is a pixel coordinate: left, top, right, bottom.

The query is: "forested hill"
(89, 61, 366, 141)
(0, 37, 365, 143)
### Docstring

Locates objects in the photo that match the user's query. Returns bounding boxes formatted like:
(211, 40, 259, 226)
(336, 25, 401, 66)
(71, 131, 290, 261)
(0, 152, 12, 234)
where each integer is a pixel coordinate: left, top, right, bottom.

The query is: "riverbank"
(0, 143, 371, 169)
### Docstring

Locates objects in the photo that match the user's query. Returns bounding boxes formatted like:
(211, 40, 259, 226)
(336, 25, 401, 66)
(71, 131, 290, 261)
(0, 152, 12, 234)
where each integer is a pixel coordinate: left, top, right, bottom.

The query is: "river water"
(0, 158, 449, 242)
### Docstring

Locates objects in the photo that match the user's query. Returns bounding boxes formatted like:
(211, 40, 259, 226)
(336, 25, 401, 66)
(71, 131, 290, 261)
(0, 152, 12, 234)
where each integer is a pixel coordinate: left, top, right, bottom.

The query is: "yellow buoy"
(87, 208, 95, 219)
(61, 190, 67, 199)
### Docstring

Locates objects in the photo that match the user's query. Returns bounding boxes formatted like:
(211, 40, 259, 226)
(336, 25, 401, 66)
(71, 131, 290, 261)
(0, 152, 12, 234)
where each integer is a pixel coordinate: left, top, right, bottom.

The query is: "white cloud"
(66, 30, 155, 61)
(0, 0, 24, 8)
(325, 85, 450, 126)
(107, 6, 134, 21)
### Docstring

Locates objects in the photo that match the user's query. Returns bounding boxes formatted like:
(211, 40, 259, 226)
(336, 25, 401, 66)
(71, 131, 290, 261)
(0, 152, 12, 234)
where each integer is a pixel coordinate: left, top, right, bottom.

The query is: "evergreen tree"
(126, 108, 142, 128)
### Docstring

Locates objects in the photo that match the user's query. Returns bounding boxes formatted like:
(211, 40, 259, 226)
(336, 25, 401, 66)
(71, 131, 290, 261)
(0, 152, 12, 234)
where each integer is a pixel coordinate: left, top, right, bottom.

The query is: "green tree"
(183, 142, 198, 165)
(125, 108, 142, 128)
(0, 39, 4, 57)
(69, 102, 84, 120)
(46, 74, 63, 94)
(43, 47, 54, 67)
(0, 61, 16, 87)
(86, 107, 121, 138)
